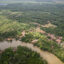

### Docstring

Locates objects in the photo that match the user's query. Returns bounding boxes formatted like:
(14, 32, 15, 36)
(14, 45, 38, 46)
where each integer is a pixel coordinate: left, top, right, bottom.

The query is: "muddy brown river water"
(0, 40, 64, 64)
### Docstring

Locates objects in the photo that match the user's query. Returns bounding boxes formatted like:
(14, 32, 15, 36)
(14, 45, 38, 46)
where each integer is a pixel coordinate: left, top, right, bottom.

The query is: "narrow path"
(0, 40, 64, 64)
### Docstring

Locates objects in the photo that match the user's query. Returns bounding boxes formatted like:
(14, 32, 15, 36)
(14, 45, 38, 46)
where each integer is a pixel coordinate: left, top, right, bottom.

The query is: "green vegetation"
(0, 3, 64, 37)
(35, 38, 64, 62)
(21, 32, 43, 42)
(21, 32, 64, 62)
(0, 2, 64, 63)
(0, 15, 36, 40)
(0, 46, 47, 64)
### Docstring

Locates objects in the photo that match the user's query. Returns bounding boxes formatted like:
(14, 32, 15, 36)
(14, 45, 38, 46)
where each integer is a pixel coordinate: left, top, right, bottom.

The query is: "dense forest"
(0, 46, 47, 64)
(0, 3, 64, 39)
(0, 2, 64, 64)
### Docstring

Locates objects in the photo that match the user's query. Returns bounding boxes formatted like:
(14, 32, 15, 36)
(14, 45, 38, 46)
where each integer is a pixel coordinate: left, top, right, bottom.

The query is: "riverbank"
(0, 40, 63, 64)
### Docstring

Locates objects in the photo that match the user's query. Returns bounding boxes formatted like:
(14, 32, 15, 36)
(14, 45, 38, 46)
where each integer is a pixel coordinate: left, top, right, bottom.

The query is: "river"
(0, 40, 63, 64)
